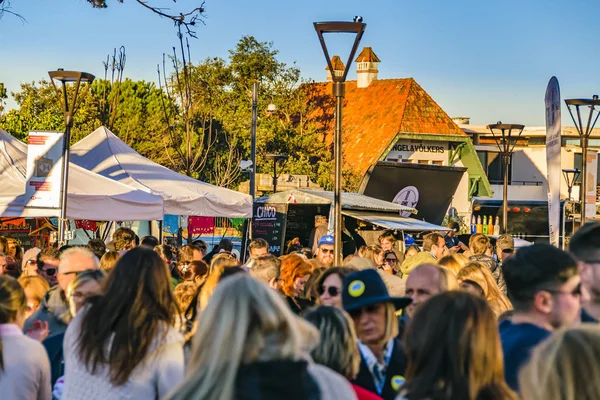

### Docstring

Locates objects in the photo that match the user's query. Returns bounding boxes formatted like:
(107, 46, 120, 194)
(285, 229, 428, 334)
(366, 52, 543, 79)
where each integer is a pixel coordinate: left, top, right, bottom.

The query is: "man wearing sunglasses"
(500, 244, 585, 392)
(569, 222, 600, 322)
(315, 235, 335, 268)
(36, 248, 61, 286)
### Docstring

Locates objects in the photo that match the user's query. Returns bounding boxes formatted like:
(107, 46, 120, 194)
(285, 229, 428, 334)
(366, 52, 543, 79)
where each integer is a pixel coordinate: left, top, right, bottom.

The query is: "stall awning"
(342, 210, 450, 232)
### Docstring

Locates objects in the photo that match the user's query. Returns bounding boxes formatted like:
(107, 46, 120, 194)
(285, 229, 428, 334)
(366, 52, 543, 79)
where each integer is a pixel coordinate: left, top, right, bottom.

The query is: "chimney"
(355, 47, 380, 88)
(326, 55, 345, 82)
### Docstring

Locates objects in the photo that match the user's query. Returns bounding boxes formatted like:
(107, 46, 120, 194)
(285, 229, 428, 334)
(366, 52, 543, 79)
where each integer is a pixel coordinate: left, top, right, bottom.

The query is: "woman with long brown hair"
(279, 254, 314, 314)
(61, 247, 184, 399)
(457, 261, 512, 317)
(399, 291, 516, 400)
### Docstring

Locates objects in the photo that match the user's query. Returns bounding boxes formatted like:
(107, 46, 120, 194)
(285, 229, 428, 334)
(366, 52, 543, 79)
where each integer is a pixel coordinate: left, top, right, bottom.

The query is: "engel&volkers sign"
(385, 140, 448, 162)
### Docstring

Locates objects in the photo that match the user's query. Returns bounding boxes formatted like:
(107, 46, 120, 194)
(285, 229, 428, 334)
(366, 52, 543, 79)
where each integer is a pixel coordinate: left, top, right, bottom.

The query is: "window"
(432, 160, 443, 166)
(476, 151, 512, 184)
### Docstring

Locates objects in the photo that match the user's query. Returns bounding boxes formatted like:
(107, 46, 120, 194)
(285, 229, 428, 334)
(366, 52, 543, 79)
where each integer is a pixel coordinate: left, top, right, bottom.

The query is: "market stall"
(0, 130, 164, 221)
(71, 126, 252, 218)
(254, 189, 449, 255)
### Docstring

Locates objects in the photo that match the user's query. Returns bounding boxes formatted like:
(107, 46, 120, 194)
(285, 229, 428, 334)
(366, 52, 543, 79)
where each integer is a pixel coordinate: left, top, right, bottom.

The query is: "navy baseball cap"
(318, 235, 334, 247)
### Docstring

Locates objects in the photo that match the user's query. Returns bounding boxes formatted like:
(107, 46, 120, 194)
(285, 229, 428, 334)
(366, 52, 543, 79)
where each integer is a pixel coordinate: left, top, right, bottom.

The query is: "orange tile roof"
(327, 55, 346, 71)
(355, 47, 381, 62)
(305, 78, 467, 176)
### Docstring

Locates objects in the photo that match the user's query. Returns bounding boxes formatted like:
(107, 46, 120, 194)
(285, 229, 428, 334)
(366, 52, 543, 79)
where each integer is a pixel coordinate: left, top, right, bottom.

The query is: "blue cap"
(318, 235, 334, 247)
(404, 235, 415, 245)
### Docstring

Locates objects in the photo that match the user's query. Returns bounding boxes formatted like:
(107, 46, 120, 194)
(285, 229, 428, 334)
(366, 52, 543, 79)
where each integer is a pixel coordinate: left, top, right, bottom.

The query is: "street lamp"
(48, 69, 95, 245)
(565, 96, 600, 223)
(314, 18, 366, 265)
(562, 168, 581, 249)
(562, 168, 581, 201)
(265, 154, 288, 193)
(250, 82, 259, 199)
(486, 122, 525, 234)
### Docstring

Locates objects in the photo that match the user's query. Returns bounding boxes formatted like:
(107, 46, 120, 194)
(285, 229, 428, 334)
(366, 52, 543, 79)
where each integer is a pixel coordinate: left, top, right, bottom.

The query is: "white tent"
(71, 126, 252, 218)
(0, 130, 164, 221)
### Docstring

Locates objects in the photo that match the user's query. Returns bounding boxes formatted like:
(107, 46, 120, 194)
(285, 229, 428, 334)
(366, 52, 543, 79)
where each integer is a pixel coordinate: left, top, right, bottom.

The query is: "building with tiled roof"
(305, 47, 493, 223)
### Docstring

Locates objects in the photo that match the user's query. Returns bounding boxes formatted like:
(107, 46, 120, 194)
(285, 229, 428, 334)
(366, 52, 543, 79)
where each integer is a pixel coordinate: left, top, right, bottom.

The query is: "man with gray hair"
(249, 254, 281, 290)
(24, 246, 99, 385)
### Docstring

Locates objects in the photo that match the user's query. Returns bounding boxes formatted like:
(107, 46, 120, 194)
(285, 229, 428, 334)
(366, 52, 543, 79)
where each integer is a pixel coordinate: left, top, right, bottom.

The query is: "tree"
(0, 82, 7, 115)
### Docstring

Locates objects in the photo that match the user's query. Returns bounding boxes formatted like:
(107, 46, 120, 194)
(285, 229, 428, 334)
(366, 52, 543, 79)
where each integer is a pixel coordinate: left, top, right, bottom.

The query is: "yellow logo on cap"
(348, 280, 365, 297)
(391, 375, 405, 391)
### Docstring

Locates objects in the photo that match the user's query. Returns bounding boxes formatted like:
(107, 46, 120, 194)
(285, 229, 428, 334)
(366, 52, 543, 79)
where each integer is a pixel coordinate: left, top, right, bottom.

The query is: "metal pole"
(273, 160, 277, 193)
(562, 200, 567, 250)
(502, 153, 509, 234)
(581, 136, 588, 224)
(333, 81, 345, 265)
(58, 115, 72, 245)
(250, 82, 258, 199)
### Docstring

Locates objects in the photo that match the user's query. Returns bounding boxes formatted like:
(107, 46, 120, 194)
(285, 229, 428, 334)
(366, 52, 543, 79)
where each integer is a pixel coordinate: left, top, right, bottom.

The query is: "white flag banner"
(545, 77, 561, 247)
(25, 131, 64, 209)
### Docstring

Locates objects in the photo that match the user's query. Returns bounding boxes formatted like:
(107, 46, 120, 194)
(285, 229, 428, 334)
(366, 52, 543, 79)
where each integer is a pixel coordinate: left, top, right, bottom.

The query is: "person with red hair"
(279, 254, 314, 314)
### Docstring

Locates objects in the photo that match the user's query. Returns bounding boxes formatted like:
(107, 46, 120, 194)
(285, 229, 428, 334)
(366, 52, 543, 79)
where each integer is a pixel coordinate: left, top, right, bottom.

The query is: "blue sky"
(1, 0, 599, 126)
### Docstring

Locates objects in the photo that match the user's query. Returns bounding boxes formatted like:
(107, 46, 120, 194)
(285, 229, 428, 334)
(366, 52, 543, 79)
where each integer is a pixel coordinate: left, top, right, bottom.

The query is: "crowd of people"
(0, 220, 599, 400)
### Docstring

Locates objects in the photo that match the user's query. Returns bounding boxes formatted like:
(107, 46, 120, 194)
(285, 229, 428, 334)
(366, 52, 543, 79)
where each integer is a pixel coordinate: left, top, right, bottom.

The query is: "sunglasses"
(348, 303, 383, 318)
(319, 248, 335, 255)
(384, 258, 397, 263)
(543, 282, 582, 297)
(43, 268, 58, 277)
(317, 285, 340, 297)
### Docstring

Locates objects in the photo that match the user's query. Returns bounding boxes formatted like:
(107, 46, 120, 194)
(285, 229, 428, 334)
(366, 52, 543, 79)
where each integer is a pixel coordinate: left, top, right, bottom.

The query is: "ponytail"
(0, 275, 27, 371)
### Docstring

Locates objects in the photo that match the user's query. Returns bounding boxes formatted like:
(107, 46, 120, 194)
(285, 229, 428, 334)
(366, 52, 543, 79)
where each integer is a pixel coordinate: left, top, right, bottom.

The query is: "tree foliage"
(0, 36, 352, 191)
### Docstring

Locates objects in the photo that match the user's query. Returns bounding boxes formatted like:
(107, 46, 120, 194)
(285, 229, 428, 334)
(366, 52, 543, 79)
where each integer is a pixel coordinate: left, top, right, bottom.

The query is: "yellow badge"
(348, 280, 365, 297)
(391, 375, 405, 391)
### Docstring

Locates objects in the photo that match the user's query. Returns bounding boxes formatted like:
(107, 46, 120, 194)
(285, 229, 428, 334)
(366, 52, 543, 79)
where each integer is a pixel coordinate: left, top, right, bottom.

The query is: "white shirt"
(0, 323, 52, 400)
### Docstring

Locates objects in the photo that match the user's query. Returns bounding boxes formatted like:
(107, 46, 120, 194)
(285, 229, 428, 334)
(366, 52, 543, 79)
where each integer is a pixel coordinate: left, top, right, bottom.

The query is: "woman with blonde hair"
(18, 275, 50, 320)
(456, 261, 512, 317)
(519, 324, 600, 400)
(438, 253, 468, 276)
(99, 251, 120, 274)
(279, 254, 314, 314)
(167, 274, 357, 400)
(305, 306, 382, 400)
(399, 291, 517, 400)
(363, 245, 385, 269)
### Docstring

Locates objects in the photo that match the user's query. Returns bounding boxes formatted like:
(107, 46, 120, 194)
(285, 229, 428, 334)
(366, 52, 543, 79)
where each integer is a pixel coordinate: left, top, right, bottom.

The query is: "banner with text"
(25, 131, 64, 209)
(586, 151, 599, 218)
(545, 77, 561, 247)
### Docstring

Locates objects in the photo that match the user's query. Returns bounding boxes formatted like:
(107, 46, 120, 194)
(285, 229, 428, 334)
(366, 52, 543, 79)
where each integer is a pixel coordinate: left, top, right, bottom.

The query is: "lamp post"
(48, 69, 95, 245)
(487, 122, 525, 234)
(265, 154, 288, 193)
(565, 96, 600, 223)
(562, 168, 581, 249)
(314, 18, 366, 265)
(562, 168, 581, 202)
(249, 82, 259, 199)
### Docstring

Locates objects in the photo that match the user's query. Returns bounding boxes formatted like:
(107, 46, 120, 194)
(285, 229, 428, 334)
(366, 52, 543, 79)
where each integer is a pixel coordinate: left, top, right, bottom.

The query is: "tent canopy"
(0, 130, 164, 221)
(71, 127, 252, 218)
(255, 189, 417, 214)
(342, 210, 450, 232)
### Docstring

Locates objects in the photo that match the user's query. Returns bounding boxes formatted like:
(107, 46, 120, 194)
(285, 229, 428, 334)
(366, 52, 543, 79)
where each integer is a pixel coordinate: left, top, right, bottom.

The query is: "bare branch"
(134, 0, 206, 38)
(0, 0, 25, 22)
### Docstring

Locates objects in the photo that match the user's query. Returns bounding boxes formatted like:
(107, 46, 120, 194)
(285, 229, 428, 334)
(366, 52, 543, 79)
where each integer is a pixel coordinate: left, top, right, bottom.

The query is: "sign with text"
(385, 140, 448, 163)
(586, 151, 598, 218)
(251, 203, 288, 256)
(545, 76, 561, 247)
(25, 131, 64, 209)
